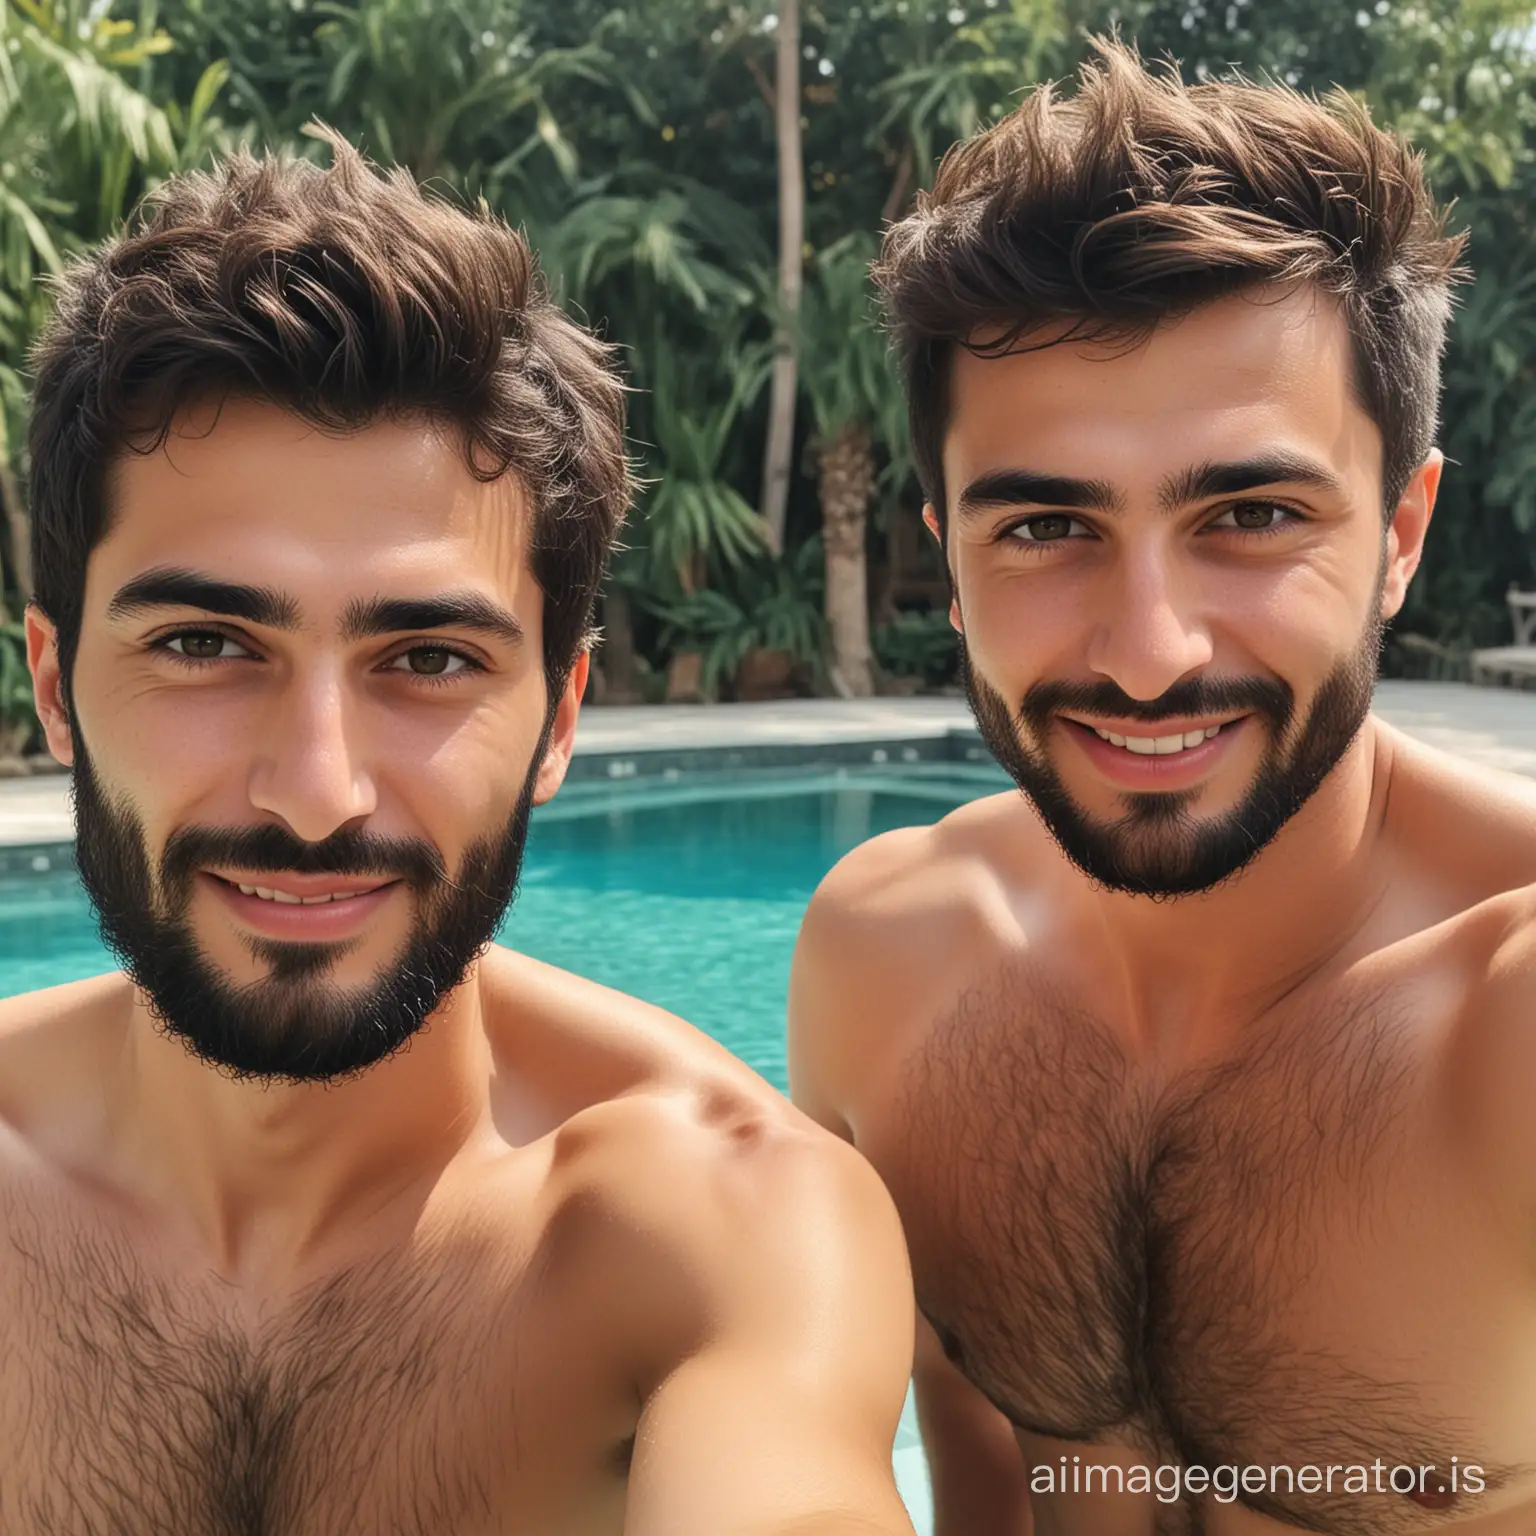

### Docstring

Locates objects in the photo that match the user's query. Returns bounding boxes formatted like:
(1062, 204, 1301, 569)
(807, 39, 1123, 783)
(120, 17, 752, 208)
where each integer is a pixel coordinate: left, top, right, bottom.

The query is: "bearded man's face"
(31, 401, 580, 1077)
(931, 289, 1436, 895)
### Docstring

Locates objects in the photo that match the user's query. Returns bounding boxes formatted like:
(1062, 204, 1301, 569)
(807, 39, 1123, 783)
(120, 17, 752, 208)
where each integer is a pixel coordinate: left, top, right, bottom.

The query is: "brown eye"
(393, 647, 469, 678)
(1226, 502, 1285, 530)
(168, 632, 238, 660)
(1011, 514, 1081, 543)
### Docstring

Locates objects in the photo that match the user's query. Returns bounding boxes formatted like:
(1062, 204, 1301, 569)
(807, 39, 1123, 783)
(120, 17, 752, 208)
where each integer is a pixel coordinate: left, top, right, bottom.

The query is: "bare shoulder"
(477, 944, 784, 1118)
(788, 788, 1033, 1126)
(541, 1079, 912, 1386)
(0, 970, 128, 1039)
(0, 972, 131, 1133)
(797, 788, 1034, 968)
(1428, 880, 1536, 1241)
(1383, 722, 1536, 891)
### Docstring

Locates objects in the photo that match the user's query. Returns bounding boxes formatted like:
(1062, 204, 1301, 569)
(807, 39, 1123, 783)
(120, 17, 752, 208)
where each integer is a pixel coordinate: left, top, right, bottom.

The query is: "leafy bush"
(873, 608, 958, 690)
(0, 622, 38, 753)
(646, 539, 828, 698)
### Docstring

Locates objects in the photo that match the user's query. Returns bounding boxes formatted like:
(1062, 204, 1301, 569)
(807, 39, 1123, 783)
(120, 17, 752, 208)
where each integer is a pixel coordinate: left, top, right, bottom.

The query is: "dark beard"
(69, 729, 550, 1082)
(964, 617, 1381, 898)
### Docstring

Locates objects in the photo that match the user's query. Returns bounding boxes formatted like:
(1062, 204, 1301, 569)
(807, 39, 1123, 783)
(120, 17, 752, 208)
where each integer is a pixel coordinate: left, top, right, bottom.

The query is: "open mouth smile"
(1061, 713, 1249, 787)
(201, 871, 400, 939)
(228, 881, 376, 906)
(1086, 722, 1230, 756)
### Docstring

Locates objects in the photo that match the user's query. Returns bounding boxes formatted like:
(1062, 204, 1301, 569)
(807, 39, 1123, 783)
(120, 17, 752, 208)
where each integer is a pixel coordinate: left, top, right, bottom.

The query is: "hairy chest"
(0, 1206, 629, 1536)
(872, 973, 1534, 1531)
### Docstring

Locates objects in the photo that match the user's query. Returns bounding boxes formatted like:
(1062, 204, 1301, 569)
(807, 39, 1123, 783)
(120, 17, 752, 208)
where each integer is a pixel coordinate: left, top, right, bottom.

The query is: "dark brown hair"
(875, 38, 1468, 528)
(29, 130, 632, 697)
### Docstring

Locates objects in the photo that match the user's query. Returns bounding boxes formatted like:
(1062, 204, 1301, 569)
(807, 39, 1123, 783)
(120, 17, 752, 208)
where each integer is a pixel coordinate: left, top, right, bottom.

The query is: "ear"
(1379, 450, 1441, 622)
(24, 606, 74, 768)
(922, 503, 963, 635)
(531, 650, 588, 806)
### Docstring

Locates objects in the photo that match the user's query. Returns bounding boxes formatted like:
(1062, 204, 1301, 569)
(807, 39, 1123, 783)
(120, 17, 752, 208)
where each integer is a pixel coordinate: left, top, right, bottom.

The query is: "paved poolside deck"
(4, 680, 1535, 848)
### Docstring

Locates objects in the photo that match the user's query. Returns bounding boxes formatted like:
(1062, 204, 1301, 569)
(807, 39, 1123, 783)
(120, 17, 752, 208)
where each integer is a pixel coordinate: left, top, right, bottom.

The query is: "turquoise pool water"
(0, 761, 1011, 1531)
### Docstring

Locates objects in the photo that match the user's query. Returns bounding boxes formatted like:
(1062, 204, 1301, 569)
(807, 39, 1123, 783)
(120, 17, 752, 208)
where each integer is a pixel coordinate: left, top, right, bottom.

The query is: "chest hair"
(0, 1208, 521, 1536)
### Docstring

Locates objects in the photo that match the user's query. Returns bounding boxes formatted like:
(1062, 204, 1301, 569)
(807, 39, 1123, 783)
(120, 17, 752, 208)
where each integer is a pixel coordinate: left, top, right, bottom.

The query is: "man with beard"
(789, 41, 1536, 1536)
(0, 138, 918, 1534)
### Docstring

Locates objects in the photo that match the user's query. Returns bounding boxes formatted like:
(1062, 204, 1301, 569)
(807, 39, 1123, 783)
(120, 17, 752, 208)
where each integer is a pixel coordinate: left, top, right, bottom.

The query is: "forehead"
(94, 398, 532, 609)
(942, 288, 1380, 505)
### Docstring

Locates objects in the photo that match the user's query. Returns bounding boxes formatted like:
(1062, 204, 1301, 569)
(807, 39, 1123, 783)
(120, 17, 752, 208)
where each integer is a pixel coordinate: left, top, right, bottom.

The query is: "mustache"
(160, 822, 447, 893)
(1018, 675, 1294, 734)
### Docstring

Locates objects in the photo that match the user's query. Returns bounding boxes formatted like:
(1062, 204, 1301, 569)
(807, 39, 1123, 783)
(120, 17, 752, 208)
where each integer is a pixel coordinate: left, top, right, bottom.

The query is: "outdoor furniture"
(1471, 587, 1536, 687)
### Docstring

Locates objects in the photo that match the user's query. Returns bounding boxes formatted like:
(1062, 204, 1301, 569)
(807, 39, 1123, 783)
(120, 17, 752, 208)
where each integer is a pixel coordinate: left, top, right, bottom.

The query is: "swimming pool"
(0, 760, 1012, 1531)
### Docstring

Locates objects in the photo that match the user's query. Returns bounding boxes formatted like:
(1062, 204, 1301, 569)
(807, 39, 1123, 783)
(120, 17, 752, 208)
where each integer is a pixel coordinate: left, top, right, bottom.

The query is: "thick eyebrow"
(957, 468, 1122, 519)
(340, 592, 524, 646)
(107, 567, 300, 628)
(1159, 453, 1345, 510)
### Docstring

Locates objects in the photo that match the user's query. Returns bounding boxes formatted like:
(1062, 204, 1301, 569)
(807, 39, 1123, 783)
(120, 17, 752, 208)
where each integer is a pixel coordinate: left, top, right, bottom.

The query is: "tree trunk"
(757, 0, 803, 556)
(819, 421, 875, 698)
(601, 587, 641, 703)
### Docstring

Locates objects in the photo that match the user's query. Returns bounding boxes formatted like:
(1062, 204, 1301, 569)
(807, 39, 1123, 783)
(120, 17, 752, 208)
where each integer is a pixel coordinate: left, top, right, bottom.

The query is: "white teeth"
(1092, 722, 1227, 755)
(234, 883, 365, 904)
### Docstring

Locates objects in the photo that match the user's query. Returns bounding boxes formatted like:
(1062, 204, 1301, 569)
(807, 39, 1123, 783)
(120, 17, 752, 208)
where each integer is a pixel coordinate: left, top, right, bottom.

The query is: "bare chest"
(0, 1202, 630, 1536)
(866, 972, 1536, 1532)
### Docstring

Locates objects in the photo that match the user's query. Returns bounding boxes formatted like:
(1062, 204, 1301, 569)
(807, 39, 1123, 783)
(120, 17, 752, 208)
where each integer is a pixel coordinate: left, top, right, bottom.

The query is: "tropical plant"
(798, 233, 908, 697)
(309, 0, 627, 184)
(636, 333, 773, 590)
(646, 537, 827, 699)
(2, 0, 1534, 709)
(874, 0, 1071, 183)
(873, 608, 959, 690)
(0, 0, 224, 603)
(0, 621, 36, 751)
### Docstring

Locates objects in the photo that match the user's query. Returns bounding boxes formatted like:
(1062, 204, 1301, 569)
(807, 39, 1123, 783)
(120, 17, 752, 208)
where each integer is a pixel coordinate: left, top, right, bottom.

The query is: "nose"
(1084, 541, 1214, 702)
(246, 665, 378, 843)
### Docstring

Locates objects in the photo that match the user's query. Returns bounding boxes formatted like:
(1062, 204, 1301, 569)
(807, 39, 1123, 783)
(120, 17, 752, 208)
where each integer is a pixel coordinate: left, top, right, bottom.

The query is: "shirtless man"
(790, 42, 1536, 1536)
(1, 138, 916, 1534)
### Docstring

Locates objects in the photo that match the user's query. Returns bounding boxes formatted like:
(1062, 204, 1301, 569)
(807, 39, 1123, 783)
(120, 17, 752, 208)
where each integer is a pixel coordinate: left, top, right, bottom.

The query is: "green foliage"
(0, 621, 35, 748)
(636, 333, 771, 580)
(647, 538, 828, 698)
(873, 608, 959, 688)
(799, 233, 904, 454)
(0, 0, 1530, 713)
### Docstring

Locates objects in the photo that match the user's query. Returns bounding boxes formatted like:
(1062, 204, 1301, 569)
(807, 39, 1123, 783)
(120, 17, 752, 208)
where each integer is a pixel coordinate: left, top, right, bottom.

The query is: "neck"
(1073, 716, 1397, 1058)
(104, 967, 496, 1283)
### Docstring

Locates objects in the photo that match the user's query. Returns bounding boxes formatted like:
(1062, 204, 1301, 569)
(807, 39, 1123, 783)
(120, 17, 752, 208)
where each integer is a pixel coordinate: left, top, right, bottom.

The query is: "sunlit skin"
(940, 289, 1421, 872)
(0, 401, 917, 1535)
(791, 290, 1536, 1534)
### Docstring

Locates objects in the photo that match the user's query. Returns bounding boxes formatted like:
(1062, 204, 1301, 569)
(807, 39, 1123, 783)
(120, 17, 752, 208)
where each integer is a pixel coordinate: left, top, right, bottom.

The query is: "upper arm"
(787, 830, 930, 1137)
(913, 1316, 1032, 1536)
(624, 1133, 917, 1535)
(1462, 900, 1536, 1240)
